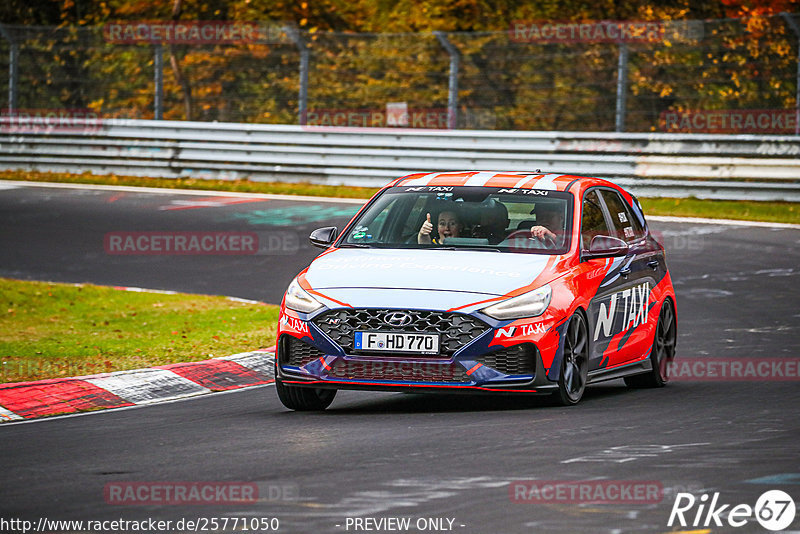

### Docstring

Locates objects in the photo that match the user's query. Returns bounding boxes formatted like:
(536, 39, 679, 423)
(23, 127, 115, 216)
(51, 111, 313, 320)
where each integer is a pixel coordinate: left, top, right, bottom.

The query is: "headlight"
(481, 285, 551, 320)
(284, 278, 324, 314)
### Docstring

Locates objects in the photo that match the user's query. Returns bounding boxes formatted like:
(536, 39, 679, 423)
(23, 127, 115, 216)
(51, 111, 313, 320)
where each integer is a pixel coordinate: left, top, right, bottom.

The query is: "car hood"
(304, 248, 554, 299)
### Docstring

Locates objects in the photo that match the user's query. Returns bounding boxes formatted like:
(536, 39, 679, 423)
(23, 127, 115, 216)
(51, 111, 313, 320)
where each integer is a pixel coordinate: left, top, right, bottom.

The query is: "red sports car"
(275, 171, 677, 410)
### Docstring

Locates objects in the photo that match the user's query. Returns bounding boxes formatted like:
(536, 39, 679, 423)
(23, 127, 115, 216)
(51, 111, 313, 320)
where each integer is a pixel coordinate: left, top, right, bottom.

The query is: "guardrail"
(1, 118, 799, 201)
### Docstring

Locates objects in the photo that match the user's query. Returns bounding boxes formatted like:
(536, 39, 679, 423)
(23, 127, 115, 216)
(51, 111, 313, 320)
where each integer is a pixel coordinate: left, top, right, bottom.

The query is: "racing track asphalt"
(1, 182, 799, 533)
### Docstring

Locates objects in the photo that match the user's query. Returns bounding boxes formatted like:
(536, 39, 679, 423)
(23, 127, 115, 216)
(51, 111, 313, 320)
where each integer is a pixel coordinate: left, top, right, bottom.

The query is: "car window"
(346, 194, 409, 243)
(399, 194, 429, 241)
(341, 186, 572, 254)
(600, 189, 644, 243)
(581, 190, 610, 250)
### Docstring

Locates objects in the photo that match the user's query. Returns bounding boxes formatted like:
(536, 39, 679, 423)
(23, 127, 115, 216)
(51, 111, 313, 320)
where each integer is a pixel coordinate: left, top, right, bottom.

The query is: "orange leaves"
(721, 0, 800, 18)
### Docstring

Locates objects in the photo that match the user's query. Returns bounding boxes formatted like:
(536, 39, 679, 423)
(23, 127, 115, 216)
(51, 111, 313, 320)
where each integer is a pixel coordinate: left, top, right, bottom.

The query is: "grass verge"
(639, 197, 798, 224)
(2, 170, 798, 224)
(0, 278, 278, 383)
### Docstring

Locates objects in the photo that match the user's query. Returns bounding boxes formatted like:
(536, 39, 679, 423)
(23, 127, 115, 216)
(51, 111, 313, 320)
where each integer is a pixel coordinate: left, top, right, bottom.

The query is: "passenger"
(418, 210, 462, 244)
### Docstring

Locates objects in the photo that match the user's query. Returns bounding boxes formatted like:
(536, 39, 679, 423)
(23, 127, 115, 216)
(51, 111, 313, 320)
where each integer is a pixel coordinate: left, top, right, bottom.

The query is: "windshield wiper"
(338, 243, 372, 248)
(436, 246, 502, 252)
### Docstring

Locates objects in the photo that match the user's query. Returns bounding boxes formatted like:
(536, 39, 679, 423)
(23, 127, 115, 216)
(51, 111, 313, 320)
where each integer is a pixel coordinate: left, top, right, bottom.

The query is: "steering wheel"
(502, 229, 557, 249)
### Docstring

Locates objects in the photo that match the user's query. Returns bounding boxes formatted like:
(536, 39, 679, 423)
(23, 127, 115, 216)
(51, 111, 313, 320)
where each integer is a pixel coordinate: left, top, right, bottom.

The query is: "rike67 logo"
(669, 490, 796, 531)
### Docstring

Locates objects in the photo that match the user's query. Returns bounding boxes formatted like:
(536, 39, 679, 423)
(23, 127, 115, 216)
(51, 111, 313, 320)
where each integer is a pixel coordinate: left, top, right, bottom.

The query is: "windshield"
(341, 186, 573, 254)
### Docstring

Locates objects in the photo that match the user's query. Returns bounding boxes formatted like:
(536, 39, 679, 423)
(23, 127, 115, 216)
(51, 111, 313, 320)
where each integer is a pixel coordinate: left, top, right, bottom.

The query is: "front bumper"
(275, 332, 559, 395)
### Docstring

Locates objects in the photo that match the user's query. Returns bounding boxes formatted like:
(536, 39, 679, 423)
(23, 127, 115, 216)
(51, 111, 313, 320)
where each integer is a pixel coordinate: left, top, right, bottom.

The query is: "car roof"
(392, 171, 616, 193)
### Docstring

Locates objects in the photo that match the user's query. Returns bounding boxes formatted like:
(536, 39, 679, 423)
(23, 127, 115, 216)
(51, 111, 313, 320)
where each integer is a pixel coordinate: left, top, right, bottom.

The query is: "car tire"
(276, 380, 337, 411)
(553, 311, 589, 406)
(624, 299, 676, 388)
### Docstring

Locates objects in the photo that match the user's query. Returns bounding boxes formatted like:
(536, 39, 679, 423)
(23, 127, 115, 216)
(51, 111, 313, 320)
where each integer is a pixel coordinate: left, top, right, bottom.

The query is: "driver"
(530, 204, 565, 247)
(418, 210, 462, 244)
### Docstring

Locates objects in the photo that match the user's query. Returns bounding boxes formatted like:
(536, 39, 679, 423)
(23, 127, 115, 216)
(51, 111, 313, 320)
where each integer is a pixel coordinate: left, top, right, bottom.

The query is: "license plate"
(354, 331, 439, 355)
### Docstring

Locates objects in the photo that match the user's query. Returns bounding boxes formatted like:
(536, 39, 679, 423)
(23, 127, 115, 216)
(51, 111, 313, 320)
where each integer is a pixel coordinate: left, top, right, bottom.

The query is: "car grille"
(476, 344, 537, 376)
(280, 336, 324, 367)
(313, 309, 490, 356)
(327, 360, 469, 383)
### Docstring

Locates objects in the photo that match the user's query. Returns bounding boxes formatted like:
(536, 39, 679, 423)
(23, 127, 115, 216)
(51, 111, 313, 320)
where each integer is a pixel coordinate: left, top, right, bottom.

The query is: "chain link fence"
(1, 14, 798, 133)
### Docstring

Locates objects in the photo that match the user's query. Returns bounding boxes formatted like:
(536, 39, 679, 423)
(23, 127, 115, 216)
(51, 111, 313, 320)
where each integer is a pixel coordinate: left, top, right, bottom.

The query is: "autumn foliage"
(0, 0, 798, 131)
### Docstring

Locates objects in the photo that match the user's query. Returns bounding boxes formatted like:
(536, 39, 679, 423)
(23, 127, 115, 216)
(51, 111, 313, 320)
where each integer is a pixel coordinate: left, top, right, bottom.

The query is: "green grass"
(2, 169, 798, 224)
(0, 278, 278, 383)
(639, 197, 799, 224)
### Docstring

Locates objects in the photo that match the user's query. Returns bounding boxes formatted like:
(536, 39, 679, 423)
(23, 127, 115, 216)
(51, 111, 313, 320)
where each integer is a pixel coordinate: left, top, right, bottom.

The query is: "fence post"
(285, 27, 309, 125)
(434, 31, 459, 129)
(781, 12, 800, 135)
(615, 42, 629, 133)
(0, 25, 17, 112)
(154, 44, 163, 120)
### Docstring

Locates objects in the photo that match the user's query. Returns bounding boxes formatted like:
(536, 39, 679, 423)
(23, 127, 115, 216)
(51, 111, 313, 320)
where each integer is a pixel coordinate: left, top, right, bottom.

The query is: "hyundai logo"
(384, 312, 413, 327)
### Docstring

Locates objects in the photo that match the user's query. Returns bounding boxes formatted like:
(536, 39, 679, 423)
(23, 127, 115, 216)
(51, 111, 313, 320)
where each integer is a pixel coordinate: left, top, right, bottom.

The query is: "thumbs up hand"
(418, 213, 434, 244)
(420, 213, 433, 235)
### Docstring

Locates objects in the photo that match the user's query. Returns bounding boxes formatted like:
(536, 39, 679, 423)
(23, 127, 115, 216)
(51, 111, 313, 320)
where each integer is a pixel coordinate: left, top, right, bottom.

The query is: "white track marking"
(648, 215, 800, 229)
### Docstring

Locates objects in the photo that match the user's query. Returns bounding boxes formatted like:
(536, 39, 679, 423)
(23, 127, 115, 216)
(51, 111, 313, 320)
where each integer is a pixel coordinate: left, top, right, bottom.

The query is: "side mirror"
(309, 226, 338, 249)
(583, 235, 628, 259)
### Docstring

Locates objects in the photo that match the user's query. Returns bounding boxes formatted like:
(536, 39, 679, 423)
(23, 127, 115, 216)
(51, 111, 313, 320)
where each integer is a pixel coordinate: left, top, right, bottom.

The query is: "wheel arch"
(546, 304, 589, 383)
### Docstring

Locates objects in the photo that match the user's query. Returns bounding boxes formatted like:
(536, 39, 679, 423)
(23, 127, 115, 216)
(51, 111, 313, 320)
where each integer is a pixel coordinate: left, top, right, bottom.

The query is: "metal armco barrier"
(1, 118, 798, 201)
